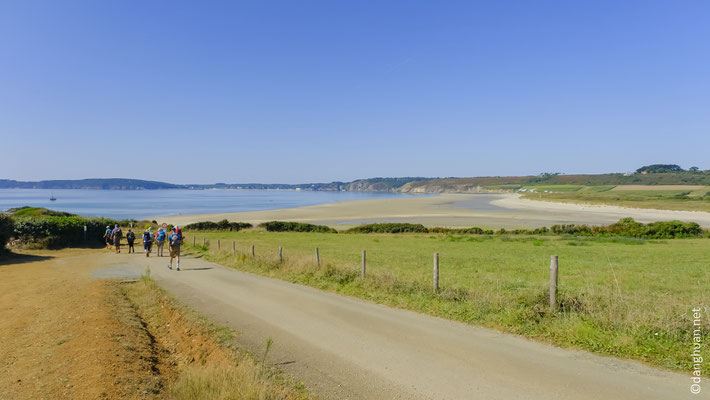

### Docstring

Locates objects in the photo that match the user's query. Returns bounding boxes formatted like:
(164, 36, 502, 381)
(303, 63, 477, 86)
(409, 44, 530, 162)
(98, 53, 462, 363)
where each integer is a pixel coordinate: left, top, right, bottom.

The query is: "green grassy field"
(183, 230, 709, 374)
(521, 185, 710, 212)
(522, 184, 586, 192)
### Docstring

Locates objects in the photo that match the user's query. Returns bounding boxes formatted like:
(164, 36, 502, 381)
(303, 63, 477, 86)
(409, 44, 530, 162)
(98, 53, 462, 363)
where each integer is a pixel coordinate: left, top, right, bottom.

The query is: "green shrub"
(430, 227, 495, 235)
(549, 218, 704, 239)
(12, 215, 119, 248)
(345, 223, 429, 234)
(259, 221, 337, 233)
(10, 207, 75, 217)
(0, 214, 13, 251)
(184, 220, 253, 231)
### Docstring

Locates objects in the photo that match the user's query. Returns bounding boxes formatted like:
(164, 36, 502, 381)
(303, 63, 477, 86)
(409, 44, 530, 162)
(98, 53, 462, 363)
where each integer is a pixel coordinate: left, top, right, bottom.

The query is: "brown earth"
(0, 249, 230, 400)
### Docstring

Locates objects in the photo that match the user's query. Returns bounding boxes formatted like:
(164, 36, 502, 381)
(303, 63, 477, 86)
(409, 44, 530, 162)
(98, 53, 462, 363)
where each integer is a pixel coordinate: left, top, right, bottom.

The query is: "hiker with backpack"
(111, 224, 123, 253)
(168, 227, 183, 271)
(126, 229, 136, 253)
(142, 228, 153, 257)
(155, 227, 167, 257)
(104, 225, 112, 249)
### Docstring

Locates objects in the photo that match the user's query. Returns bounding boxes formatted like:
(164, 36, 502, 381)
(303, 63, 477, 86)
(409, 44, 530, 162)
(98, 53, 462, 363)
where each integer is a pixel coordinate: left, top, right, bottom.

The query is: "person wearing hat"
(111, 224, 123, 253)
(104, 225, 113, 250)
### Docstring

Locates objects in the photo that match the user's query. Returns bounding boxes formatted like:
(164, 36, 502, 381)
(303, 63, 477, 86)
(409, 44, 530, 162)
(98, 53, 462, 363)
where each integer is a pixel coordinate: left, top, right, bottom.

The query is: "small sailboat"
(50, 192, 57, 201)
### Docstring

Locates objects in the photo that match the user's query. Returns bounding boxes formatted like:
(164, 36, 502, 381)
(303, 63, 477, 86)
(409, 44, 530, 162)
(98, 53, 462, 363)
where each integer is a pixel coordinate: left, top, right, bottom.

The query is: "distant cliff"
(343, 177, 432, 192)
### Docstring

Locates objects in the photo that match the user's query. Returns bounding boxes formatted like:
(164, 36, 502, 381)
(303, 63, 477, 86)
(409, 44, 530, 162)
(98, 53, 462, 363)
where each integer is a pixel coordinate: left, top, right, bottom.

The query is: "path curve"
(98, 252, 691, 400)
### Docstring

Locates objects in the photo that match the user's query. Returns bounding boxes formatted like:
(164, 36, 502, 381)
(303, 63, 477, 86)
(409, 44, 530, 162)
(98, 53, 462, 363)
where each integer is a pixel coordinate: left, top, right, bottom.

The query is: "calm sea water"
(0, 189, 417, 220)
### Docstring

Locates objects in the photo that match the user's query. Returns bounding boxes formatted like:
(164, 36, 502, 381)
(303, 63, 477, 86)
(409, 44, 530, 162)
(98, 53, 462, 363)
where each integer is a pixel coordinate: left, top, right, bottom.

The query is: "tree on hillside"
(689, 166, 700, 172)
(635, 164, 684, 174)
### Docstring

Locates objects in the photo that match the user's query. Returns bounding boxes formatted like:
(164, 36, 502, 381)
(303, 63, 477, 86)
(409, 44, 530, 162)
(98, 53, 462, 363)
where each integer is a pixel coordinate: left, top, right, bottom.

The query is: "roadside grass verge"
(183, 230, 709, 374)
(122, 270, 309, 400)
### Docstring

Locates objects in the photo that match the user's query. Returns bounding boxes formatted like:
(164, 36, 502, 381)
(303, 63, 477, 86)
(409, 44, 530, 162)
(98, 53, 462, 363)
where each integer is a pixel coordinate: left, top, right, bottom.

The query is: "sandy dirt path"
(0, 250, 168, 400)
(159, 193, 710, 228)
(98, 251, 691, 400)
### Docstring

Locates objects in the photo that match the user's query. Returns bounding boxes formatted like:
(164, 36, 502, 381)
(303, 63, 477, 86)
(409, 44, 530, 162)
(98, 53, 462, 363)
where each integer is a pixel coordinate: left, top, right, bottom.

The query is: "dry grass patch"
(122, 270, 308, 400)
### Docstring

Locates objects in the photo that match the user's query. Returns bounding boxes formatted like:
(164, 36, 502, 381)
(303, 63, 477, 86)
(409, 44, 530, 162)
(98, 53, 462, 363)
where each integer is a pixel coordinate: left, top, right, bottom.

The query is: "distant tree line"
(635, 164, 685, 174)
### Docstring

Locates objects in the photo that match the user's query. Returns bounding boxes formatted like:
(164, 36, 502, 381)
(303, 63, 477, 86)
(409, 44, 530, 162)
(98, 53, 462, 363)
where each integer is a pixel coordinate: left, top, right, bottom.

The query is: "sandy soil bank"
(159, 193, 710, 229)
(493, 195, 710, 227)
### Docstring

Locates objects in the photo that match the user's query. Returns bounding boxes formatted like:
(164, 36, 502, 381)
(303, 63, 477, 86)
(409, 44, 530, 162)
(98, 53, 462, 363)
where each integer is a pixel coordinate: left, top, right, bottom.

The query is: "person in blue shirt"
(155, 228, 167, 257)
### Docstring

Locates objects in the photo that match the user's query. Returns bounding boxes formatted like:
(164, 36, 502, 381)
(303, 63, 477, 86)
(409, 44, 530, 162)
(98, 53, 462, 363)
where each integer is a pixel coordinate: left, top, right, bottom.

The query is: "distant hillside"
(398, 171, 710, 193)
(2, 169, 708, 193)
(0, 178, 182, 190)
(0, 177, 433, 192)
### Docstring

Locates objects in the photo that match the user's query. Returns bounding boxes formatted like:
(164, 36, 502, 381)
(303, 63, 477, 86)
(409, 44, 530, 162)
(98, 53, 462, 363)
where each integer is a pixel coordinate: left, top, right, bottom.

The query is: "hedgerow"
(184, 219, 253, 231)
(258, 221, 337, 233)
(11, 215, 120, 248)
(345, 223, 429, 234)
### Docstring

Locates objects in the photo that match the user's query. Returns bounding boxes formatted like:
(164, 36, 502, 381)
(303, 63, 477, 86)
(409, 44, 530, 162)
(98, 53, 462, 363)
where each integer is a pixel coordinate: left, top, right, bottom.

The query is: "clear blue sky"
(1, 1, 708, 184)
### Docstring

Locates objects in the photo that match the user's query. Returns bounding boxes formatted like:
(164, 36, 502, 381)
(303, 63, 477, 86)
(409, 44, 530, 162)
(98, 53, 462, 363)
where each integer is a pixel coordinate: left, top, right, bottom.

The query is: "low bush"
(184, 220, 253, 231)
(430, 227, 496, 235)
(344, 219, 703, 239)
(259, 221, 337, 233)
(345, 223, 428, 234)
(9, 206, 75, 217)
(12, 215, 119, 248)
(550, 218, 703, 239)
(0, 214, 13, 251)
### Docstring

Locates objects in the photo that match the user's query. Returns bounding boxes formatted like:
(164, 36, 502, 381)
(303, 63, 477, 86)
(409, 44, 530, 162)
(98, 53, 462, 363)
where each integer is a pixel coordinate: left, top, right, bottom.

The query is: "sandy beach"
(159, 193, 710, 229)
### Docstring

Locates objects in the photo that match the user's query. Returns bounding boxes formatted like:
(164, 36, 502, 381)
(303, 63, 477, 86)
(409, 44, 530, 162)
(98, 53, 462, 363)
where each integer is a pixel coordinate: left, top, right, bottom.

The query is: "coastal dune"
(160, 193, 710, 229)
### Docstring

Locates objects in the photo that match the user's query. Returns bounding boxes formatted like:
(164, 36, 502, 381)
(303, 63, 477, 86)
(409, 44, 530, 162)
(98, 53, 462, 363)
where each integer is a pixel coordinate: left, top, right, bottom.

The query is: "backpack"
(169, 233, 181, 248)
(127, 232, 135, 241)
(114, 228, 122, 238)
(157, 230, 166, 241)
(143, 232, 152, 242)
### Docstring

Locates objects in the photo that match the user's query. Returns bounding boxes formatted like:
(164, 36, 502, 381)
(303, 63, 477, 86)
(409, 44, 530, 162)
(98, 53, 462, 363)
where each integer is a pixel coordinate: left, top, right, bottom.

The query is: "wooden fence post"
(433, 252, 439, 292)
(279, 246, 283, 263)
(232, 241, 236, 256)
(217, 239, 220, 250)
(550, 255, 558, 312)
(203, 237, 206, 247)
(361, 250, 366, 279)
(193, 236, 195, 246)
(251, 244, 255, 257)
(315, 248, 320, 267)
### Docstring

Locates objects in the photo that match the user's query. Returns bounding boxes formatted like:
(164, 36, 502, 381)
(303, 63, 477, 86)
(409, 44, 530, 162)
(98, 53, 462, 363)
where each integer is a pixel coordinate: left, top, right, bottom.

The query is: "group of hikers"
(103, 224, 184, 271)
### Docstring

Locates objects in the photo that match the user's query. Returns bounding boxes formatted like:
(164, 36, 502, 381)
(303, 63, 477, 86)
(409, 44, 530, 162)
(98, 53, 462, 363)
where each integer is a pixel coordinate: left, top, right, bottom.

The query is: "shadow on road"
(179, 267, 213, 271)
(0, 252, 54, 266)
